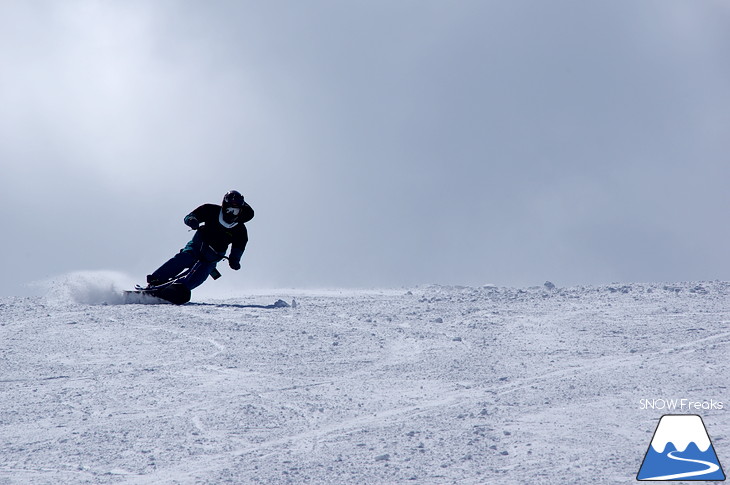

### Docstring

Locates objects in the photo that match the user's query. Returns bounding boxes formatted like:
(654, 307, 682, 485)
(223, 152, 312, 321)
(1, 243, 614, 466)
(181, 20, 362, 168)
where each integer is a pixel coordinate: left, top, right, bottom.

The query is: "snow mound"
(41, 270, 135, 305)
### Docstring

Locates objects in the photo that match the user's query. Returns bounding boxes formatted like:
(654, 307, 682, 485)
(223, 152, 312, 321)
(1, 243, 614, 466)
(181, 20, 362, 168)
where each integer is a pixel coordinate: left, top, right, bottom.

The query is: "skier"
(145, 190, 253, 303)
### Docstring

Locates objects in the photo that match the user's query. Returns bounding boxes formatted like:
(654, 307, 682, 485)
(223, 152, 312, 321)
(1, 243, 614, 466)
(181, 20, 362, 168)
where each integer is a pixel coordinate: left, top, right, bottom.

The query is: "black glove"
(229, 259, 241, 271)
(184, 214, 199, 230)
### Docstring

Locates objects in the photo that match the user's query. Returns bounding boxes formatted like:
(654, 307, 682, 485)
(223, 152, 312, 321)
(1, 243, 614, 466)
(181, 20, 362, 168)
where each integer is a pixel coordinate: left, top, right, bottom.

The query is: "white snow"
(40, 271, 136, 306)
(1, 279, 729, 484)
(650, 415, 712, 453)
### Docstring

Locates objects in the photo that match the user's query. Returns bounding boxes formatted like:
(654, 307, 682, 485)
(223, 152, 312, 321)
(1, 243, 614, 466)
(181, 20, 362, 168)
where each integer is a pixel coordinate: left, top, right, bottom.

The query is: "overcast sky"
(2, 0, 730, 296)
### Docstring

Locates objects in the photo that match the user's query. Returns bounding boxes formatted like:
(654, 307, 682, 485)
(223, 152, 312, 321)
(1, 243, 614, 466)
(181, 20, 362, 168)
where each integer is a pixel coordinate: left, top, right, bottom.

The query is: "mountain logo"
(637, 414, 725, 481)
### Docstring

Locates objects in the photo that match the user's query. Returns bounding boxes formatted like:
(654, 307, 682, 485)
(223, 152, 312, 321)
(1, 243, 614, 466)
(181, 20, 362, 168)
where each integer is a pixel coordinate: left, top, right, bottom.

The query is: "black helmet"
(221, 190, 244, 224)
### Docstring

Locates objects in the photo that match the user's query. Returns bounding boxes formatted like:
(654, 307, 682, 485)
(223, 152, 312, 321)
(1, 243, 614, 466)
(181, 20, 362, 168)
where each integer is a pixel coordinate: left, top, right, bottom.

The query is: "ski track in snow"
(642, 450, 720, 480)
(1, 281, 729, 484)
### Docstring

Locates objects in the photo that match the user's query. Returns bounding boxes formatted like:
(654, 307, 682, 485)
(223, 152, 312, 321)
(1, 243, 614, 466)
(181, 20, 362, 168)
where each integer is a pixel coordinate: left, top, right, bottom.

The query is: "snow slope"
(1, 280, 729, 484)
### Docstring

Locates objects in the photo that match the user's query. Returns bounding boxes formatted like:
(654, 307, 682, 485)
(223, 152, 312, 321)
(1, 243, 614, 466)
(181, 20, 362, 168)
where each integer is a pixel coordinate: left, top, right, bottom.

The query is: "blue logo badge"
(637, 415, 725, 481)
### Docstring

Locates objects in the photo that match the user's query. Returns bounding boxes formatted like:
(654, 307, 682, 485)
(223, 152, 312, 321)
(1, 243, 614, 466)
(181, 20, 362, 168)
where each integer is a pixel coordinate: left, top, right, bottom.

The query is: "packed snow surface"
(1, 279, 729, 484)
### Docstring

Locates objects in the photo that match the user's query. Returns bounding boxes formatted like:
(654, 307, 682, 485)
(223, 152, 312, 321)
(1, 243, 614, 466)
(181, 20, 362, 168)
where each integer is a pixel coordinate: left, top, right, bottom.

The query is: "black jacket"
(185, 203, 253, 262)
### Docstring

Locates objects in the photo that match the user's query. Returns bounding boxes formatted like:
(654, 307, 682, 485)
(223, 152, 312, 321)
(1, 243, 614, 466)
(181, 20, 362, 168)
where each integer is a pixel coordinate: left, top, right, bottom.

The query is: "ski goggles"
(225, 206, 241, 216)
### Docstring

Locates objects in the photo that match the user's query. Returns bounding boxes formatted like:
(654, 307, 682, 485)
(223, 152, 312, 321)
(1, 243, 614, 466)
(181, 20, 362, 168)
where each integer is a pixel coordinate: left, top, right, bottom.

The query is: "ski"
(126, 284, 191, 305)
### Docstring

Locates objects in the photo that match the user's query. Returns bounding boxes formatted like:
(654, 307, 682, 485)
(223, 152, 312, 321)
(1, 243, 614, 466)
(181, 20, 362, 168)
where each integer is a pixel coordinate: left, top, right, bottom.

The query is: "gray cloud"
(2, 1, 730, 295)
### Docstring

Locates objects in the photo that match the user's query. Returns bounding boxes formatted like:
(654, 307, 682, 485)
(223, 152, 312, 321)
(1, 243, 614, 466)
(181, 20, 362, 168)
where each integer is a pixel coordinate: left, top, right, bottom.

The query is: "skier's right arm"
(184, 213, 199, 230)
(184, 204, 217, 230)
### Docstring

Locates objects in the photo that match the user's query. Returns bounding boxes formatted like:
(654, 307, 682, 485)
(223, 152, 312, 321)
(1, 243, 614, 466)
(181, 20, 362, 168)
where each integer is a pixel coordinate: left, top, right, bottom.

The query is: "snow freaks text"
(639, 399, 724, 411)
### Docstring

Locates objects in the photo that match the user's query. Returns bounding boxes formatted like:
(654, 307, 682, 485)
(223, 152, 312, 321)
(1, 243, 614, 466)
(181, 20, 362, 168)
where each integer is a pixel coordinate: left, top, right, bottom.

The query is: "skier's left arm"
(228, 226, 248, 271)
